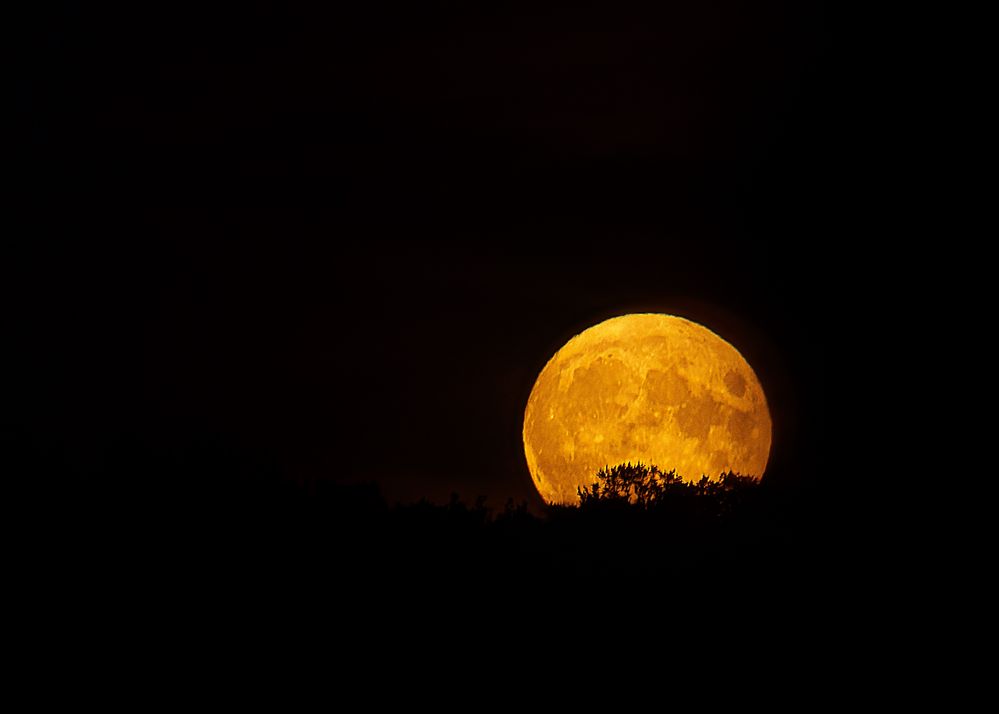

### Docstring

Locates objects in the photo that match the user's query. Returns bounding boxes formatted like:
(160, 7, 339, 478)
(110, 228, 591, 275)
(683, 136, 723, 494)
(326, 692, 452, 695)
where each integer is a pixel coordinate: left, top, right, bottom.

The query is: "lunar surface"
(523, 314, 771, 504)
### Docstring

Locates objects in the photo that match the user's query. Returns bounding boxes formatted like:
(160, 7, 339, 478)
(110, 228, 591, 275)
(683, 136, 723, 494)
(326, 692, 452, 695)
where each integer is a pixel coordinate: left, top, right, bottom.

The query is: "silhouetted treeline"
(8, 428, 826, 636)
(25, 435, 803, 581)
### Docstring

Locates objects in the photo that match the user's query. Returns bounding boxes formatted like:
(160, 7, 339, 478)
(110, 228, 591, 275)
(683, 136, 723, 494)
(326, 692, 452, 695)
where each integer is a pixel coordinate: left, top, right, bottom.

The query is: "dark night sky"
(12, 1, 830, 509)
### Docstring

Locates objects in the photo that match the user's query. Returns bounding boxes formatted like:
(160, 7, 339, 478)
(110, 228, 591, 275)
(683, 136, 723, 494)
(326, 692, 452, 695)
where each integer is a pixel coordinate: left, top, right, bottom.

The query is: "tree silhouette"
(578, 462, 759, 513)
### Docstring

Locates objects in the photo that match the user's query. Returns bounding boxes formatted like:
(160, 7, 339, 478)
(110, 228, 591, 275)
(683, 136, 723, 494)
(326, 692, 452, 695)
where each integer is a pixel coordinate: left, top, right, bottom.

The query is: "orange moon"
(523, 314, 772, 504)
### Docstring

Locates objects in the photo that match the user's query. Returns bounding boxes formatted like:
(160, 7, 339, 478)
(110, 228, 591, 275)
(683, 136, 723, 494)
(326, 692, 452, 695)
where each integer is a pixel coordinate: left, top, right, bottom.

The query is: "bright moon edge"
(522, 314, 772, 505)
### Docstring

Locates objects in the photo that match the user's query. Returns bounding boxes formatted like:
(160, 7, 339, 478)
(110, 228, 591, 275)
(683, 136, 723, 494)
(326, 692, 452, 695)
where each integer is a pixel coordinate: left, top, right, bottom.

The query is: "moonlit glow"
(523, 314, 772, 504)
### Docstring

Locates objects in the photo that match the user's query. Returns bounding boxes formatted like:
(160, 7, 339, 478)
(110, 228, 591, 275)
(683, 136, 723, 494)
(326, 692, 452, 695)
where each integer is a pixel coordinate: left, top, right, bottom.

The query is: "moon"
(523, 314, 772, 504)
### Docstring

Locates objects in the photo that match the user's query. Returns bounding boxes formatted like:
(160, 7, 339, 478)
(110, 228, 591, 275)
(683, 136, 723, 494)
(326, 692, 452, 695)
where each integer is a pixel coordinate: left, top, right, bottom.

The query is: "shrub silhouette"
(577, 462, 759, 513)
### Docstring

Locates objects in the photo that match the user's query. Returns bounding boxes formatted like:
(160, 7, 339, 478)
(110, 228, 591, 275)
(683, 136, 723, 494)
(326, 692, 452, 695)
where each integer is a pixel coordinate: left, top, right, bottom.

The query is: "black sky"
(13, 1, 830, 509)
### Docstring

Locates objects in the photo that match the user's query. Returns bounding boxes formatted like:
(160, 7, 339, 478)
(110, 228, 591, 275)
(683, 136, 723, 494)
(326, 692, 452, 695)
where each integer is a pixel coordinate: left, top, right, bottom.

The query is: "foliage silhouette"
(578, 462, 759, 514)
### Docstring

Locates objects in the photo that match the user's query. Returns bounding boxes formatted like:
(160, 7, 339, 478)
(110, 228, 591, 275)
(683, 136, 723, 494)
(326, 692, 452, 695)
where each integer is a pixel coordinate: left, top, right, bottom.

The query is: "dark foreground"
(26, 456, 823, 628)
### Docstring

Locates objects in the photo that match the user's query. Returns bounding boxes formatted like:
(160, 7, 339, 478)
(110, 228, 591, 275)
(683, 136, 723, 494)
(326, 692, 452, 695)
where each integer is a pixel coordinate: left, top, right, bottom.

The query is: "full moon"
(523, 314, 772, 504)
